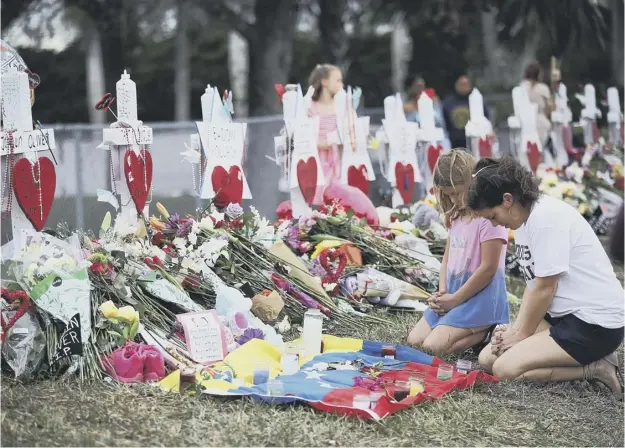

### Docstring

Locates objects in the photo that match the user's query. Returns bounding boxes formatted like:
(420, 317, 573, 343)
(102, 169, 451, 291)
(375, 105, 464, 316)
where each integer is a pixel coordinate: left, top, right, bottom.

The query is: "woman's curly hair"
(468, 157, 540, 210)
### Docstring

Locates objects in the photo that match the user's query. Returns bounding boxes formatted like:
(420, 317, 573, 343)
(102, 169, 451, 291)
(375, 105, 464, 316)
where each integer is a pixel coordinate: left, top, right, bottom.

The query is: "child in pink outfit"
(308, 64, 344, 204)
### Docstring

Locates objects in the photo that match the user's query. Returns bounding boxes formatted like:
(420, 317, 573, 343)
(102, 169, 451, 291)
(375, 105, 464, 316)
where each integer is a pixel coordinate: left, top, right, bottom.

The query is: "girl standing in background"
(308, 64, 344, 204)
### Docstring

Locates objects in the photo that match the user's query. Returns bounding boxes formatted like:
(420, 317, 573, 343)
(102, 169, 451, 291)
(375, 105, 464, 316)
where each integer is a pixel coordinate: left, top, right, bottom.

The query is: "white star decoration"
(304, 371, 323, 380)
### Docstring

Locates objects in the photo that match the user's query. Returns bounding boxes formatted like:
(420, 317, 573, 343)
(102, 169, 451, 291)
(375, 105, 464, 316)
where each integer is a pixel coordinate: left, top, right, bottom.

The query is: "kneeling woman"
(468, 157, 624, 394)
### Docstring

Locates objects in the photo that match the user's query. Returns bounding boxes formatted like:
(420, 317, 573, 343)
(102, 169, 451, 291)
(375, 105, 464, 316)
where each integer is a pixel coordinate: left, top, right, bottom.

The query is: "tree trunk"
(318, 0, 349, 75)
(174, 1, 191, 121)
(85, 28, 106, 124)
(611, 0, 624, 88)
(228, 31, 249, 117)
(391, 13, 412, 93)
(247, 0, 298, 116)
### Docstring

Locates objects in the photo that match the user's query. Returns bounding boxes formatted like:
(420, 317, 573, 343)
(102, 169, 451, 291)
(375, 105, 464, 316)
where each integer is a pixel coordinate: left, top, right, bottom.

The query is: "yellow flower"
(99, 300, 119, 319)
(150, 216, 165, 231)
(310, 240, 343, 259)
(116, 306, 139, 323)
(156, 202, 170, 219)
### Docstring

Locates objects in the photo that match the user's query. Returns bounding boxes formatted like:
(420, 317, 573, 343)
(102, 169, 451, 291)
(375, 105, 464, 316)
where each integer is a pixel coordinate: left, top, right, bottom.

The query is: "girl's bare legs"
(407, 317, 433, 347)
(412, 324, 490, 356)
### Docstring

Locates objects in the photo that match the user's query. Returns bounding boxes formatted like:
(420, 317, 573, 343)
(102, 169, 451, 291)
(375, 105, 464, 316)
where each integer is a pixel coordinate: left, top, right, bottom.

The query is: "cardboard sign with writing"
(176, 310, 228, 363)
(52, 313, 83, 363)
(197, 120, 251, 202)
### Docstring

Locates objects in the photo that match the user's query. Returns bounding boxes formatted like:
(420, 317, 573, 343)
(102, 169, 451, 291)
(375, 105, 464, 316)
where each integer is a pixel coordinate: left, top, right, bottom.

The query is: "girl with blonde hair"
(407, 150, 510, 355)
(308, 64, 344, 204)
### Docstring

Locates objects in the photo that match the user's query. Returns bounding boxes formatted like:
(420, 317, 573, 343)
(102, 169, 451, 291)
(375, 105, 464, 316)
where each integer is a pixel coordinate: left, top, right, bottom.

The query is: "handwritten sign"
(1, 128, 56, 156)
(176, 310, 228, 363)
(51, 313, 83, 363)
(197, 120, 251, 200)
(102, 126, 153, 146)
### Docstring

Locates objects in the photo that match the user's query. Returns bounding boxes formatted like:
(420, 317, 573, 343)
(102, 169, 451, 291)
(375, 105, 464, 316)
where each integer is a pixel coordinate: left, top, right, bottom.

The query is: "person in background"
(407, 150, 510, 356)
(442, 74, 490, 149)
(308, 64, 344, 204)
(404, 75, 450, 146)
(521, 62, 553, 150)
(469, 157, 623, 394)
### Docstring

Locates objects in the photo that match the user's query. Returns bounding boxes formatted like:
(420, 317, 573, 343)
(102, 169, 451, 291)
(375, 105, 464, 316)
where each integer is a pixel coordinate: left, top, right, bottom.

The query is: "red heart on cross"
(394, 162, 415, 204)
(123, 149, 153, 213)
(12, 157, 56, 231)
(274, 84, 286, 103)
(427, 144, 443, 173)
(297, 157, 318, 206)
(526, 141, 541, 174)
(211, 165, 244, 208)
(478, 138, 492, 158)
(347, 164, 369, 196)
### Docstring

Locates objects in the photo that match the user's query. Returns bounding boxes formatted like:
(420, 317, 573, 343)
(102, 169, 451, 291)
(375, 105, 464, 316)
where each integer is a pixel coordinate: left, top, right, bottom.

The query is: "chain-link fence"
(1, 96, 513, 243)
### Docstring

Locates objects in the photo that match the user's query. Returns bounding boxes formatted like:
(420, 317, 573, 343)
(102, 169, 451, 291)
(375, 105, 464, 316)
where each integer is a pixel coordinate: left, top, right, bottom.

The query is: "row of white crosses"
(1, 65, 57, 240)
(182, 85, 250, 205)
(98, 71, 154, 229)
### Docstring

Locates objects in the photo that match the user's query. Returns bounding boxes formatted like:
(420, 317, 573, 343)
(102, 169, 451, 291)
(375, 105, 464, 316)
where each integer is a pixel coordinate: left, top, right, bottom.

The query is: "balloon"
(323, 184, 379, 226)
(276, 200, 293, 220)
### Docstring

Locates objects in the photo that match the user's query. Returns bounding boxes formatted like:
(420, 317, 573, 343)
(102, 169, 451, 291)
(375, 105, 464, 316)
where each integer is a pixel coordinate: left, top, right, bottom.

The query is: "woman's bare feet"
(592, 358, 623, 396)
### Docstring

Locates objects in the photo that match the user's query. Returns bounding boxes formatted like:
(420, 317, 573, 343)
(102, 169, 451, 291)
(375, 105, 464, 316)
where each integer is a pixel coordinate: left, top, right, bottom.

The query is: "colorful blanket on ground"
(199, 336, 496, 420)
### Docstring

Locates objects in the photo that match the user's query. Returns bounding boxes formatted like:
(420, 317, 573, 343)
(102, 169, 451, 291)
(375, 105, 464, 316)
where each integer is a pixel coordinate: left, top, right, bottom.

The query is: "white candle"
(418, 92, 435, 129)
(116, 70, 138, 122)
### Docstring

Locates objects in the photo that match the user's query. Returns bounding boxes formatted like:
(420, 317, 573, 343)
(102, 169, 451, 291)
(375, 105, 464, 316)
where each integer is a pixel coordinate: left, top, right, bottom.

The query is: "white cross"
(580, 83, 601, 146)
(415, 92, 444, 188)
(333, 87, 376, 191)
(1, 67, 57, 240)
(465, 88, 496, 160)
(273, 84, 324, 218)
(606, 87, 622, 146)
(550, 82, 573, 168)
(184, 85, 250, 204)
(508, 85, 544, 173)
(97, 70, 153, 229)
(376, 93, 421, 207)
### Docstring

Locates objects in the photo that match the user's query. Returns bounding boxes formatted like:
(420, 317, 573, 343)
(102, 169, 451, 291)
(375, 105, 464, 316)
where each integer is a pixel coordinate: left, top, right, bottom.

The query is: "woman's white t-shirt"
(514, 195, 624, 329)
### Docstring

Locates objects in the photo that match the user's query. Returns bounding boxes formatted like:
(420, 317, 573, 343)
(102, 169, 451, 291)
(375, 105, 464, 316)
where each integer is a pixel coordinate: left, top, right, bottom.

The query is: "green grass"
(1, 257, 623, 447)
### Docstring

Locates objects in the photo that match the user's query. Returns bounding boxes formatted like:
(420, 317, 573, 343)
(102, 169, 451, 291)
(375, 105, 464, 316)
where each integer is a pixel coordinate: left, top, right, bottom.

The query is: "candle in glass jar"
(381, 344, 396, 359)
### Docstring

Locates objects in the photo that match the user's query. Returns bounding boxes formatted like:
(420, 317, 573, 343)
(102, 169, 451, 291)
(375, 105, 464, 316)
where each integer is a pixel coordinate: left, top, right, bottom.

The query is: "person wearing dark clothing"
(442, 75, 490, 149)
(609, 203, 624, 263)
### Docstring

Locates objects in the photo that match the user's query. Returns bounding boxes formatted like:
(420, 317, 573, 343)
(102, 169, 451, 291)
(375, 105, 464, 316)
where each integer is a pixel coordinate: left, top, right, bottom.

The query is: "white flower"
(197, 238, 229, 267)
(199, 216, 214, 232)
(225, 203, 244, 219)
(252, 225, 276, 249)
(188, 232, 198, 246)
